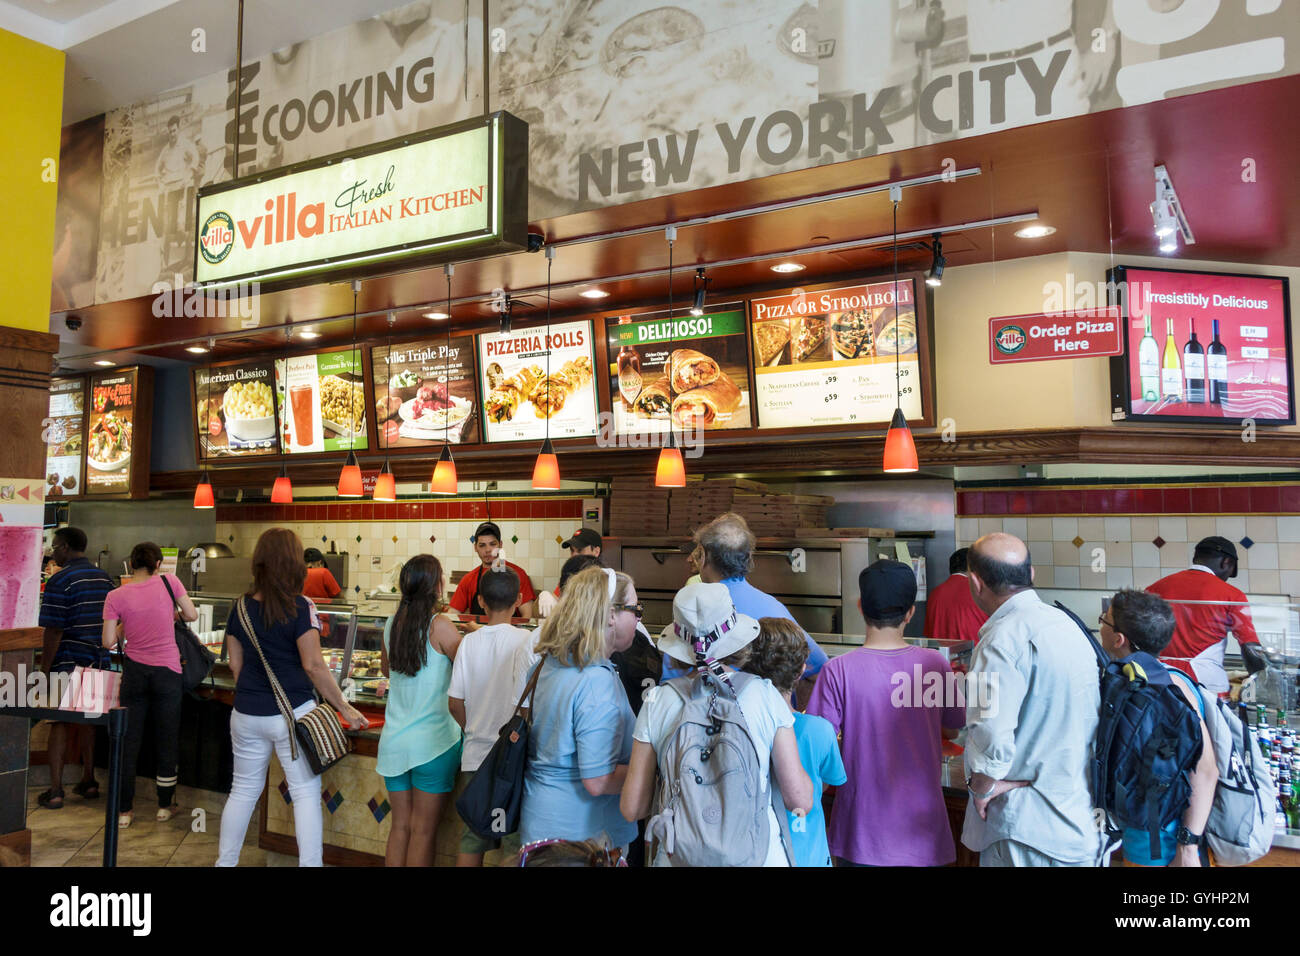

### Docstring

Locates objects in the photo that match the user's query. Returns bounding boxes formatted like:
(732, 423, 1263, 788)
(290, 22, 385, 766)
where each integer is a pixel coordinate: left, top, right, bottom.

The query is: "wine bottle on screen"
(1183, 317, 1205, 403)
(1208, 319, 1229, 405)
(1138, 315, 1160, 402)
(1161, 318, 1182, 401)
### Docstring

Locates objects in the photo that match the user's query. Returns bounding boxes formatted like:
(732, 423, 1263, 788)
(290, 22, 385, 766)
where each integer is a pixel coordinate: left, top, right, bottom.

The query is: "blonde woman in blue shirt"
(379, 555, 464, 867)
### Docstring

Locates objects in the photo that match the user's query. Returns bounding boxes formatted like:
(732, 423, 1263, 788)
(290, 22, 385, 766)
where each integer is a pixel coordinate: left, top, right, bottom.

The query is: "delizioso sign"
(988, 307, 1123, 364)
(194, 111, 527, 290)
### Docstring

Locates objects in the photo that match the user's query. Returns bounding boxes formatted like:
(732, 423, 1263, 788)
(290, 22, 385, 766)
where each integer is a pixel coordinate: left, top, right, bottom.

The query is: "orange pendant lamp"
(431, 264, 459, 495)
(655, 227, 688, 488)
(372, 461, 396, 501)
(337, 450, 363, 497)
(193, 469, 215, 509)
(532, 246, 560, 491)
(271, 463, 293, 503)
(882, 188, 918, 474)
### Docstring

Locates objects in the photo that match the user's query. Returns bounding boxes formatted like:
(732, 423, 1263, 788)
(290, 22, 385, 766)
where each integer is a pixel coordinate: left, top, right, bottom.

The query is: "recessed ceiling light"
(298, 329, 320, 339)
(580, 289, 610, 299)
(93, 360, 114, 366)
(771, 262, 805, 273)
(185, 345, 209, 354)
(1014, 224, 1056, 239)
(423, 311, 449, 320)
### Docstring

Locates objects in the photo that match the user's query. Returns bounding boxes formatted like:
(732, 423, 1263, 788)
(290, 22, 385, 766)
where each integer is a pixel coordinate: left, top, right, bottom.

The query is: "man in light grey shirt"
(961, 533, 1102, 866)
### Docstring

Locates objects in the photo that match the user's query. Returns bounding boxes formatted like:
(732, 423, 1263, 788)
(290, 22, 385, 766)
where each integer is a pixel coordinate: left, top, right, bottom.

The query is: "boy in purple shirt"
(807, 560, 965, 866)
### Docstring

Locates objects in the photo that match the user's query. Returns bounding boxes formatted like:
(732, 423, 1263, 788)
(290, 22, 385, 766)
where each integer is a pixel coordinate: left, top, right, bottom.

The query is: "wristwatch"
(1174, 825, 1201, 846)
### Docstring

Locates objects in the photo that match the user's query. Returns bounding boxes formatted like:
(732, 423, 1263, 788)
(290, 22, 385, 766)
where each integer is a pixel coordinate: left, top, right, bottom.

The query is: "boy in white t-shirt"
(448, 568, 538, 866)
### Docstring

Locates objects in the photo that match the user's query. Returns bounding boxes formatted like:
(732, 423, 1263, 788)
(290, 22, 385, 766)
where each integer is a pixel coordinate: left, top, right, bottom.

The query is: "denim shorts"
(383, 740, 462, 794)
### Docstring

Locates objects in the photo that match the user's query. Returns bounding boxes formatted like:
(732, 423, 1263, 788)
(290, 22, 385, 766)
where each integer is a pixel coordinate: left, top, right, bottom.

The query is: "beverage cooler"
(606, 534, 930, 639)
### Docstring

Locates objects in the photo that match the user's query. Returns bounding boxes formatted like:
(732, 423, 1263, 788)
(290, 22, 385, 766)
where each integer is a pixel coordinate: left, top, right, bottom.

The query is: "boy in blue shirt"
(745, 617, 846, 867)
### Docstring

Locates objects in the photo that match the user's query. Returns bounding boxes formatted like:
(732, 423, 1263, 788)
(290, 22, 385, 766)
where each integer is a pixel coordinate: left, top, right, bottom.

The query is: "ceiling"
(0, 0, 418, 122)
(51, 72, 1300, 371)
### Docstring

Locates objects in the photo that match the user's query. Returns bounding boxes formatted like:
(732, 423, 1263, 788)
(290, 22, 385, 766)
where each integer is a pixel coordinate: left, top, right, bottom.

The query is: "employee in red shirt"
(302, 548, 342, 601)
(449, 522, 537, 623)
(924, 548, 989, 643)
(1146, 536, 1267, 694)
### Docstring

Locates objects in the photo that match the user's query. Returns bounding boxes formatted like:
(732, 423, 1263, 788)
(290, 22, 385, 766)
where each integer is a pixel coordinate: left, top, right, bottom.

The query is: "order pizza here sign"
(988, 307, 1123, 364)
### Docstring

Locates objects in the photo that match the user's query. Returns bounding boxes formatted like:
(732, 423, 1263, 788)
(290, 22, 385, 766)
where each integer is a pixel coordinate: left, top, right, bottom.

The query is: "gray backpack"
(1198, 689, 1276, 865)
(646, 673, 793, 867)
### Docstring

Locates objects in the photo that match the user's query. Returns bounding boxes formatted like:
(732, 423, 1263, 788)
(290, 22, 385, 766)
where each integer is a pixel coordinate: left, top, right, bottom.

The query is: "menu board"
(274, 349, 368, 453)
(478, 320, 599, 443)
(44, 377, 85, 498)
(194, 360, 279, 459)
(750, 279, 923, 429)
(86, 368, 141, 495)
(605, 310, 752, 433)
(1109, 266, 1295, 425)
(371, 338, 478, 447)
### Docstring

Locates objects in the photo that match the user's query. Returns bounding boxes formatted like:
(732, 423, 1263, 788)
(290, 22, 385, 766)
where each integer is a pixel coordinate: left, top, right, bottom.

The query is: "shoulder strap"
(515, 655, 546, 719)
(160, 573, 182, 613)
(1166, 668, 1205, 718)
(1053, 600, 1108, 667)
(235, 596, 302, 761)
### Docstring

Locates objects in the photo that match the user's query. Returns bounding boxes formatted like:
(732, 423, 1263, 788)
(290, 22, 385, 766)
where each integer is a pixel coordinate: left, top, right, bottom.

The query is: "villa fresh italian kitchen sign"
(988, 308, 1122, 364)
(194, 111, 527, 289)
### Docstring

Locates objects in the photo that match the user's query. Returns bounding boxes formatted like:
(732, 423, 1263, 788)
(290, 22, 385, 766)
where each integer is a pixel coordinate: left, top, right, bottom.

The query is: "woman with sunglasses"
(519, 566, 641, 854)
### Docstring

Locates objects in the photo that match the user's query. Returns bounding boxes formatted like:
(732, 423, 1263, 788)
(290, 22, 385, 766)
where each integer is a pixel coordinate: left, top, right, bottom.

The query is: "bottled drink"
(1207, 319, 1229, 405)
(1161, 318, 1182, 400)
(1183, 318, 1205, 403)
(1138, 315, 1160, 402)
(1290, 775, 1300, 830)
(1276, 793, 1288, 831)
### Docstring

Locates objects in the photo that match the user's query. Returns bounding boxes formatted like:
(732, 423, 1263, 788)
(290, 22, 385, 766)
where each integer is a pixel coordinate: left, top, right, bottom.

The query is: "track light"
(1151, 165, 1194, 255)
(690, 268, 708, 316)
(926, 234, 945, 287)
(498, 294, 512, 335)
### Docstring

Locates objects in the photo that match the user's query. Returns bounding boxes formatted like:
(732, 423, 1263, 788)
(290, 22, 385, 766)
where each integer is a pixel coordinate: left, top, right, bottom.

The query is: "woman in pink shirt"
(102, 542, 198, 828)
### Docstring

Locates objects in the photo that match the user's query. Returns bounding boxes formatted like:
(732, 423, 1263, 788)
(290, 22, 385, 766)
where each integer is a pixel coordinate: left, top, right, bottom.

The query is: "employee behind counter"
(448, 522, 537, 627)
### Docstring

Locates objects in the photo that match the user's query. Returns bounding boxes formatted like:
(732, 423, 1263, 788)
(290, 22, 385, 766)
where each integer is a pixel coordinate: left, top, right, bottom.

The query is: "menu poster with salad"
(45, 377, 86, 498)
(274, 350, 368, 454)
(750, 279, 925, 429)
(194, 360, 279, 459)
(478, 319, 599, 443)
(605, 310, 753, 433)
(371, 338, 479, 447)
(86, 366, 152, 497)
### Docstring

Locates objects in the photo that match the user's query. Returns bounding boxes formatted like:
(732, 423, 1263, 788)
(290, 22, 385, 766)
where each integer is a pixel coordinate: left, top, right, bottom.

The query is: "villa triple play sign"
(988, 307, 1123, 364)
(194, 111, 528, 291)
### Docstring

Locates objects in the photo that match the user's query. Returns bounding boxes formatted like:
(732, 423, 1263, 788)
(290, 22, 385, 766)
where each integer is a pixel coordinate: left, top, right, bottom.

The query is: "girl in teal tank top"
(377, 555, 464, 866)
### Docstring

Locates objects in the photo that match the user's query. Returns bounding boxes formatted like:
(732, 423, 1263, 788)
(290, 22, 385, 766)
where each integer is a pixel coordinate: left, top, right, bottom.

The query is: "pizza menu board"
(194, 360, 279, 459)
(605, 310, 753, 433)
(45, 378, 85, 498)
(1110, 266, 1295, 425)
(274, 350, 369, 453)
(371, 338, 479, 447)
(478, 320, 599, 443)
(750, 279, 923, 428)
(86, 368, 139, 495)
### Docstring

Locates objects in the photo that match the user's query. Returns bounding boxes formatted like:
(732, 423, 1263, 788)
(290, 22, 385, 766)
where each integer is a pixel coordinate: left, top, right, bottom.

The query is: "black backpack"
(1053, 601, 1203, 859)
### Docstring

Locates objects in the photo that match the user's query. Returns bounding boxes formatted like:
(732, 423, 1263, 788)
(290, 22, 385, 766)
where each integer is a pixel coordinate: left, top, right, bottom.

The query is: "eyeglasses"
(613, 603, 643, 619)
(1098, 614, 1115, 630)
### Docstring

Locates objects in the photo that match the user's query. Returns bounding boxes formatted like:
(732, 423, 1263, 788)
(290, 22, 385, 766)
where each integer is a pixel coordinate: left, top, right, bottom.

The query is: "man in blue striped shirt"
(38, 527, 115, 809)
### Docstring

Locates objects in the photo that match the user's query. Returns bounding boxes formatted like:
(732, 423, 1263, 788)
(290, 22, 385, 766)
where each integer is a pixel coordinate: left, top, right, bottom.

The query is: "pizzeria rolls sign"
(194, 112, 528, 290)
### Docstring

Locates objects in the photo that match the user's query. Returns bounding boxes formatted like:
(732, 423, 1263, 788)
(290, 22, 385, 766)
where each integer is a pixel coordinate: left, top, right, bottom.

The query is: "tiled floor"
(25, 778, 295, 867)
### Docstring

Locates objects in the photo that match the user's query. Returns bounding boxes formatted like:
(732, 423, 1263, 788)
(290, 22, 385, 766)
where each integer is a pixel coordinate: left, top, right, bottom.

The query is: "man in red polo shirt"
(924, 548, 988, 643)
(1146, 536, 1267, 695)
(449, 522, 537, 624)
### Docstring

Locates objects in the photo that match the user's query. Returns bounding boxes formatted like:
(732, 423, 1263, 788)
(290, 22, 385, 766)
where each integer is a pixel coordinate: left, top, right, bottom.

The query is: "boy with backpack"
(448, 569, 537, 866)
(745, 617, 846, 867)
(1095, 589, 1218, 866)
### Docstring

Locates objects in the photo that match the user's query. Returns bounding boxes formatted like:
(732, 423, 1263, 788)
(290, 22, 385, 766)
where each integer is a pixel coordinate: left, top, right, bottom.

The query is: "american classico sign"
(194, 111, 527, 290)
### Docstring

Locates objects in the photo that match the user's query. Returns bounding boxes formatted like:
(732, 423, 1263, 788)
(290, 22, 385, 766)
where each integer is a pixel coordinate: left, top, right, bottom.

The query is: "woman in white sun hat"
(620, 582, 814, 866)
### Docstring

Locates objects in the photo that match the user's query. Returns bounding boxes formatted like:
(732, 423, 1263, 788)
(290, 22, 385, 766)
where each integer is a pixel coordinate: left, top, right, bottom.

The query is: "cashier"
(302, 548, 342, 601)
(1146, 536, 1267, 695)
(924, 548, 988, 643)
(449, 522, 537, 622)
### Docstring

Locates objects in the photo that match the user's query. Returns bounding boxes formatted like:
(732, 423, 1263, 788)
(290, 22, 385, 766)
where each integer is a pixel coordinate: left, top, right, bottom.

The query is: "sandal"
(156, 805, 179, 822)
(72, 780, 100, 800)
(37, 789, 65, 810)
(118, 812, 133, 829)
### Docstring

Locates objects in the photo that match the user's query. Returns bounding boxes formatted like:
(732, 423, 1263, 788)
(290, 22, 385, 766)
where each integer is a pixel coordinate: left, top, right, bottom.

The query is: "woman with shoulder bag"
(101, 541, 199, 828)
(378, 554, 464, 866)
(520, 566, 641, 852)
(216, 529, 368, 867)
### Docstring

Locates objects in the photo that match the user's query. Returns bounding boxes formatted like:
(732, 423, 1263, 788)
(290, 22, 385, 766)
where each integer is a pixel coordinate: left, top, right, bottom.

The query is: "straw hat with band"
(656, 582, 760, 692)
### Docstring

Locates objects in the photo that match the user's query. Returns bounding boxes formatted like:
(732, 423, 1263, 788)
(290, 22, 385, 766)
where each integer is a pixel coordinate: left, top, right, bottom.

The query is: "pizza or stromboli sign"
(194, 112, 527, 290)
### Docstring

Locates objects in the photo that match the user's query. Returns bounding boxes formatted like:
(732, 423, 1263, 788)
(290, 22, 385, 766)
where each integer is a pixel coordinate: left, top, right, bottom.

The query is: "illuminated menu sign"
(750, 279, 924, 429)
(274, 350, 368, 454)
(477, 320, 599, 443)
(45, 377, 86, 498)
(372, 338, 478, 447)
(194, 360, 280, 459)
(86, 367, 151, 497)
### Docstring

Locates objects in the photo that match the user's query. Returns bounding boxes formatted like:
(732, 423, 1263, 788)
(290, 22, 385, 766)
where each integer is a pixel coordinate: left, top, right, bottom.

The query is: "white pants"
(217, 700, 322, 867)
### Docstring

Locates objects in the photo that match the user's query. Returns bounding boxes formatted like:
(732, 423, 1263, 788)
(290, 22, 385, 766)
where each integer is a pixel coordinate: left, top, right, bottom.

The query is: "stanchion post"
(104, 707, 128, 867)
